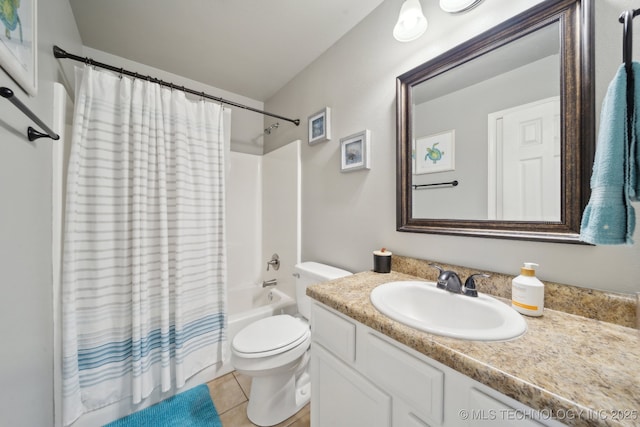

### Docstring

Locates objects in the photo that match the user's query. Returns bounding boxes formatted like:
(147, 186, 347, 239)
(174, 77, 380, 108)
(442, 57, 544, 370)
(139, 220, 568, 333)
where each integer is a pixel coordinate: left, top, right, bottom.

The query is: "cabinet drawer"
(360, 331, 444, 425)
(467, 388, 546, 426)
(311, 302, 356, 363)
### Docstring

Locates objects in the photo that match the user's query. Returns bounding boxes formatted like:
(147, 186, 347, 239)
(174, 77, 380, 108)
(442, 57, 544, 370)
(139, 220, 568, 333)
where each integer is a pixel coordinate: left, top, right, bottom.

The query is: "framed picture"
(340, 129, 370, 172)
(308, 107, 331, 144)
(414, 130, 455, 174)
(0, 0, 37, 95)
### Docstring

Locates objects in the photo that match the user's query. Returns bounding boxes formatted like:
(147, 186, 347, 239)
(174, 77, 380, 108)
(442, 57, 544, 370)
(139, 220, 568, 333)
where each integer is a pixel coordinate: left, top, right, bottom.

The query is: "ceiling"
(68, 0, 387, 102)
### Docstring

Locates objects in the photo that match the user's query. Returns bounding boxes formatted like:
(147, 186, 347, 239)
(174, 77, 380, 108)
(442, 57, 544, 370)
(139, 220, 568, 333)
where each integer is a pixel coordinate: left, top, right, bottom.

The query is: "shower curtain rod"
(53, 45, 300, 126)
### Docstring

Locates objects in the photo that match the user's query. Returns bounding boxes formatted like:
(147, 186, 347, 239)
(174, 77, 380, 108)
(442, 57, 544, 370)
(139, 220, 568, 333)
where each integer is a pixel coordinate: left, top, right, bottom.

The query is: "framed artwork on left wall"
(308, 107, 331, 145)
(0, 0, 37, 96)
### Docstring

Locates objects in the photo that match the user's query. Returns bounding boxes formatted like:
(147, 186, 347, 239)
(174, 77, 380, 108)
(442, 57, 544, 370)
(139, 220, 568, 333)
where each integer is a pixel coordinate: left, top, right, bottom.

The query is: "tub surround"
(307, 265, 640, 426)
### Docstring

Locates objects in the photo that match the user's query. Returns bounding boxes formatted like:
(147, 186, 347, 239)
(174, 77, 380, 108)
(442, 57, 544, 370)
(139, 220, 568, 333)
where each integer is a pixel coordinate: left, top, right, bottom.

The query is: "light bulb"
(393, 0, 428, 42)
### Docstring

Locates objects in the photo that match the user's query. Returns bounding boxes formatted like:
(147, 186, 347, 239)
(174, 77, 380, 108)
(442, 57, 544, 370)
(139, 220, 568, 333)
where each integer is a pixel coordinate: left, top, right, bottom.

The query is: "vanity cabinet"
(310, 301, 563, 427)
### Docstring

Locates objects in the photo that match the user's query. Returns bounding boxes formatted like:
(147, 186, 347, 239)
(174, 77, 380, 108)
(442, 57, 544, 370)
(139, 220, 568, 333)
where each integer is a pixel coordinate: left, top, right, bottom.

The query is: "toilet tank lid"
(294, 262, 352, 281)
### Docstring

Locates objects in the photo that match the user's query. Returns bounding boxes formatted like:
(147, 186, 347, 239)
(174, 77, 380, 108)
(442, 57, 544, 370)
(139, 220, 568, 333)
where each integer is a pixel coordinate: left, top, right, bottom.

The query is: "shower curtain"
(61, 66, 229, 426)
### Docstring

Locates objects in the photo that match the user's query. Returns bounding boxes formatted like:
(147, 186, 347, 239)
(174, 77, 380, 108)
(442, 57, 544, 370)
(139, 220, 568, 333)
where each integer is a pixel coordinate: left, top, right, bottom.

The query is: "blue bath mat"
(104, 384, 222, 427)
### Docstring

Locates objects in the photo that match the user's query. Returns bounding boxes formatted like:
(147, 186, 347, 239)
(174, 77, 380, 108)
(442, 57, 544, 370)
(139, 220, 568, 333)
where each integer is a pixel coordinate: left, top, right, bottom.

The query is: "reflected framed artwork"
(414, 130, 455, 174)
(0, 0, 37, 95)
(308, 107, 331, 144)
(340, 129, 370, 172)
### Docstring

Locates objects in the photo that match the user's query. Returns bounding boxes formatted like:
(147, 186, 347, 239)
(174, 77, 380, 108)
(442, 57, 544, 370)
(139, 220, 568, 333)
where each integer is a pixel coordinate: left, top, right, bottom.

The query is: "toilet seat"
(232, 315, 310, 358)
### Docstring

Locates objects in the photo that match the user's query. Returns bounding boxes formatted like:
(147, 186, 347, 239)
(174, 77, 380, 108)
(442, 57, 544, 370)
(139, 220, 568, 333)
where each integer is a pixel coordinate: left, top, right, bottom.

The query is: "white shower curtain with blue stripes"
(62, 66, 229, 426)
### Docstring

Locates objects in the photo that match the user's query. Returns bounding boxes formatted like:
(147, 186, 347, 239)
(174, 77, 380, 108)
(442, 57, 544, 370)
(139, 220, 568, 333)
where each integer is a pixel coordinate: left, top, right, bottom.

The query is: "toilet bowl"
(230, 262, 352, 427)
(231, 315, 311, 426)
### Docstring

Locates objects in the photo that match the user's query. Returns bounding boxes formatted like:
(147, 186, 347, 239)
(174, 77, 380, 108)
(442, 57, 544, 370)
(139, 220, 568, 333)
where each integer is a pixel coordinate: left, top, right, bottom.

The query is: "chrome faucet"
(429, 264, 489, 297)
(266, 253, 280, 271)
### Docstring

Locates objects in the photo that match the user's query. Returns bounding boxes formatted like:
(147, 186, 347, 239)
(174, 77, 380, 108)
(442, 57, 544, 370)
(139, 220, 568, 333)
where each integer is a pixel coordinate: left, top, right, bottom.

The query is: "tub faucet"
(429, 264, 488, 297)
(262, 279, 277, 288)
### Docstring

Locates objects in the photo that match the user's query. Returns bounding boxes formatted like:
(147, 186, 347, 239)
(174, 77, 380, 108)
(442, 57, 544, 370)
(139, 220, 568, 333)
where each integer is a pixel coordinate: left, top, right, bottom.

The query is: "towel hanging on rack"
(580, 9, 640, 245)
(580, 65, 635, 245)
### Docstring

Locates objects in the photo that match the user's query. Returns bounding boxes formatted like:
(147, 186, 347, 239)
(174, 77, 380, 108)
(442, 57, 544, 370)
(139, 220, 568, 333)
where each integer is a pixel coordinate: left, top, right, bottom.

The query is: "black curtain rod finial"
(53, 45, 67, 58)
(0, 86, 14, 99)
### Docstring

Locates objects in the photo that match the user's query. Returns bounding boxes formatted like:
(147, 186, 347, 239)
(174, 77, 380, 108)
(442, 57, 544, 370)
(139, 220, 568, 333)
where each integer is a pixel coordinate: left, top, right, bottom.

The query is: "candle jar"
(373, 249, 392, 273)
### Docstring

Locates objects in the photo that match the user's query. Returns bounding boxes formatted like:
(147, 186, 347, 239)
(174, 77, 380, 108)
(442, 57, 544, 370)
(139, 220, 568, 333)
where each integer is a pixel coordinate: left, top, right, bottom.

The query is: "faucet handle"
(266, 253, 280, 271)
(429, 263, 444, 273)
(463, 273, 490, 297)
(429, 264, 446, 289)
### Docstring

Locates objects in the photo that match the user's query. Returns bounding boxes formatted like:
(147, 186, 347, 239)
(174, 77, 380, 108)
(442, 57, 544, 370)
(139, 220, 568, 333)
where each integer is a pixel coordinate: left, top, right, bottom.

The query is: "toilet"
(231, 261, 352, 426)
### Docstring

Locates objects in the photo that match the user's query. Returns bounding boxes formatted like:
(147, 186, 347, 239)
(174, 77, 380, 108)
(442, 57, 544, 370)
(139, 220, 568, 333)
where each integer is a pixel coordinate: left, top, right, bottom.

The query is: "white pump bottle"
(511, 262, 544, 317)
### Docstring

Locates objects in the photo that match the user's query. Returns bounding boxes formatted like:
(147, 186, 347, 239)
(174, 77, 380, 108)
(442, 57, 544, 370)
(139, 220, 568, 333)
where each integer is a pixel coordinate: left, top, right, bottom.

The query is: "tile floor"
(207, 371, 310, 427)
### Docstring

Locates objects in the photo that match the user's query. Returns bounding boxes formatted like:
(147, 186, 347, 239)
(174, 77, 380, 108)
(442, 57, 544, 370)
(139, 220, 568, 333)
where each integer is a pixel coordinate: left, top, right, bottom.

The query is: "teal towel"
(633, 62, 640, 200)
(580, 65, 635, 244)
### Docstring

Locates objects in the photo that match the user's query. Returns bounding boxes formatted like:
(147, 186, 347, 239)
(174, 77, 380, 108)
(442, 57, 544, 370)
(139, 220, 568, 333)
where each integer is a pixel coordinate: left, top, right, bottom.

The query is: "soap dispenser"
(511, 262, 544, 317)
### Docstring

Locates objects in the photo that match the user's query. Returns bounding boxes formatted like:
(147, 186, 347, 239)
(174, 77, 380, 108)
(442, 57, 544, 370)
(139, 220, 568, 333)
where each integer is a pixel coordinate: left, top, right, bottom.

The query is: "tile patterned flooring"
(207, 371, 310, 427)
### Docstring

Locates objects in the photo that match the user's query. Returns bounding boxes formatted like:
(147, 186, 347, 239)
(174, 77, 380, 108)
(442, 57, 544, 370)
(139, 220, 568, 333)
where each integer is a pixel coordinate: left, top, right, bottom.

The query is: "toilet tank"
(294, 262, 352, 320)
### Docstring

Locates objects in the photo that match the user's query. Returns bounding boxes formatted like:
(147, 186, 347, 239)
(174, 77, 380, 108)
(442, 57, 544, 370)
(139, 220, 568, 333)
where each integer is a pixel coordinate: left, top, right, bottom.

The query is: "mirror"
(396, 0, 594, 243)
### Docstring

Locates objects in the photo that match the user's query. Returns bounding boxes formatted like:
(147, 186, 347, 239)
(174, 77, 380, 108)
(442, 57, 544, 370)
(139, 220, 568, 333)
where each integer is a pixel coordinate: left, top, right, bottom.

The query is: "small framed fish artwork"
(340, 129, 370, 172)
(414, 130, 455, 174)
(0, 0, 37, 95)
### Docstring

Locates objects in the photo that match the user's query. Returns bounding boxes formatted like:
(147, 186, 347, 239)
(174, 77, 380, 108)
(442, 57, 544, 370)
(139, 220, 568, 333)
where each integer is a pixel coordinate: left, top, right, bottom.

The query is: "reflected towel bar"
(1, 87, 60, 141)
(413, 180, 459, 189)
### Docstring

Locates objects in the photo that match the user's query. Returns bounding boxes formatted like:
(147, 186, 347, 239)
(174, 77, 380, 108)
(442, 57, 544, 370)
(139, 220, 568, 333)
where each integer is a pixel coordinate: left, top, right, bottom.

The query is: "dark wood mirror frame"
(396, 0, 594, 243)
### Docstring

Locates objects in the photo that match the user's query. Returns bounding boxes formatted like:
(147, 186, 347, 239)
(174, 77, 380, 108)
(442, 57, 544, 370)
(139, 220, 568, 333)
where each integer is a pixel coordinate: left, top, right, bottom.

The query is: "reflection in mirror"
(412, 22, 560, 221)
(397, 0, 594, 243)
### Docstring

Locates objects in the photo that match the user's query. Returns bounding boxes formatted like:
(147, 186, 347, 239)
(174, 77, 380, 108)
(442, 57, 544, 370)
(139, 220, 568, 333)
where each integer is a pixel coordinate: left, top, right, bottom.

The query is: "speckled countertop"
(307, 270, 640, 427)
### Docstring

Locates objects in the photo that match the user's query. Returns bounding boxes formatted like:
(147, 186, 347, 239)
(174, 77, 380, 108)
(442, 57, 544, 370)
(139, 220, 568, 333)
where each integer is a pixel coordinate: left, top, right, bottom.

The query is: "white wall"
(264, 0, 640, 295)
(0, 1, 83, 426)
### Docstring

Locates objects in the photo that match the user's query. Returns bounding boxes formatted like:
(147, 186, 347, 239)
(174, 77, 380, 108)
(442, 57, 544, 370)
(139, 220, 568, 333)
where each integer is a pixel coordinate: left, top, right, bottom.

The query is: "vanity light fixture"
(439, 0, 483, 14)
(393, 0, 428, 42)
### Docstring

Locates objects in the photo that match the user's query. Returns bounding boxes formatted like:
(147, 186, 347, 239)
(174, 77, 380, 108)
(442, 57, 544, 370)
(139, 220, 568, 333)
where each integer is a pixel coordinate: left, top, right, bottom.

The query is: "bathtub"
(228, 286, 297, 339)
(214, 285, 297, 378)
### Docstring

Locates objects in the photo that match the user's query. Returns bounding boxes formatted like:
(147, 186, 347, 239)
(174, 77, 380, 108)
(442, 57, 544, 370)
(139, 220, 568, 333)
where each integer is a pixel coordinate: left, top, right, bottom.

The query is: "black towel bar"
(0, 87, 60, 141)
(412, 180, 459, 189)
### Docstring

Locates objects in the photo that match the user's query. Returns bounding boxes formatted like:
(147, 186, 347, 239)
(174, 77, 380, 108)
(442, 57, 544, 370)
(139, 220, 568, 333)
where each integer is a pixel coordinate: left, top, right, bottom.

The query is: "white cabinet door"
(311, 343, 392, 427)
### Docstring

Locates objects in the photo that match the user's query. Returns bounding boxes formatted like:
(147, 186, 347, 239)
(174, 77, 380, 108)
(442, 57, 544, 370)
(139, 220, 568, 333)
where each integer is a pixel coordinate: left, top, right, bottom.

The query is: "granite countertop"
(307, 271, 640, 427)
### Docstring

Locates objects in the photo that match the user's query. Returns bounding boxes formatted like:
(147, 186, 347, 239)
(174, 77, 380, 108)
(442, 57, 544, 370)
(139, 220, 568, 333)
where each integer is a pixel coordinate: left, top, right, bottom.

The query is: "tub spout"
(262, 279, 277, 288)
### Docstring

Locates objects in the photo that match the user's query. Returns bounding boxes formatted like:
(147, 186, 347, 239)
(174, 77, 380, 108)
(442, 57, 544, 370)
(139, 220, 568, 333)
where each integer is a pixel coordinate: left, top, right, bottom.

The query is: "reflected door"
(488, 97, 560, 221)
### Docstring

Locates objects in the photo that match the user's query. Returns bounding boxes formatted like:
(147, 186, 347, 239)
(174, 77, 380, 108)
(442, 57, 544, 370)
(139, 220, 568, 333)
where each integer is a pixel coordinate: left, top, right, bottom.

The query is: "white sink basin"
(370, 281, 526, 341)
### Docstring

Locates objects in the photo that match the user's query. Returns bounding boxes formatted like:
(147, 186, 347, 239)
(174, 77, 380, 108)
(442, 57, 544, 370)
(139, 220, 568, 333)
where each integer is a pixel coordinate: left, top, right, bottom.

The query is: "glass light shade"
(393, 0, 428, 42)
(439, 0, 482, 13)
